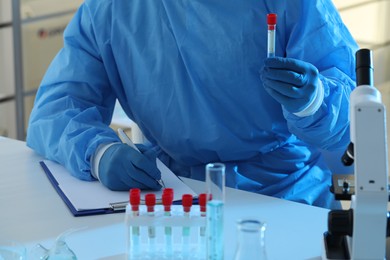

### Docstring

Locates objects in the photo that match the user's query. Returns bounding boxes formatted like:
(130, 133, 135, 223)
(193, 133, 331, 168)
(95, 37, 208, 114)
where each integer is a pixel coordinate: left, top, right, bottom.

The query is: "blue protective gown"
(26, 0, 358, 208)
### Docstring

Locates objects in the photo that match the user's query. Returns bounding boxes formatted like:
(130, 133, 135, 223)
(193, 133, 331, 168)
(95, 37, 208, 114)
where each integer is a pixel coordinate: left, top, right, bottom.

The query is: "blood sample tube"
(145, 193, 157, 254)
(267, 13, 277, 57)
(199, 193, 207, 235)
(130, 188, 141, 214)
(182, 194, 193, 256)
(198, 193, 207, 256)
(162, 188, 174, 256)
(129, 188, 141, 256)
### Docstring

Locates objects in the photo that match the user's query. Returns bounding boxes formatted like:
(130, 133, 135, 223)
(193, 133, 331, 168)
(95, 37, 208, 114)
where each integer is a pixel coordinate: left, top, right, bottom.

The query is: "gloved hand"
(261, 57, 323, 115)
(98, 143, 162, 191)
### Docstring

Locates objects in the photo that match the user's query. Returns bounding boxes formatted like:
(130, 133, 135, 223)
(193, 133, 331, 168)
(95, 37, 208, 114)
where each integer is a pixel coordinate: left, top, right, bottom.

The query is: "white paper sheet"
(43, 159, 198, 211)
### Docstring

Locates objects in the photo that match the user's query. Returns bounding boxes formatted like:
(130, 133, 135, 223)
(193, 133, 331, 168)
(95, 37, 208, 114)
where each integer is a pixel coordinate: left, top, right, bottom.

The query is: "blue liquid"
(206, 200, 224, 260)
(164, 212, 173, 258)
(130, 226, 140, 258)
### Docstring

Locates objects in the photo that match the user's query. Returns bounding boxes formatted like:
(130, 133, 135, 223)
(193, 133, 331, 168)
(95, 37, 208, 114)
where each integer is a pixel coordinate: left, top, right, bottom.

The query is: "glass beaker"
(205, 162, 225, 260)
(0, 239, 26, 260)
(233, 219, 267, 260)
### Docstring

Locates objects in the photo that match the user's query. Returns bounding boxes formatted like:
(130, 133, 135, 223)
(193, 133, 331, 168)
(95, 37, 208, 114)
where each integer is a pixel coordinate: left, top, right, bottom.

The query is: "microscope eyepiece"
(341, 142, 354, 166)
(356, 48, 374, 87)
(341, 49, 374, 167)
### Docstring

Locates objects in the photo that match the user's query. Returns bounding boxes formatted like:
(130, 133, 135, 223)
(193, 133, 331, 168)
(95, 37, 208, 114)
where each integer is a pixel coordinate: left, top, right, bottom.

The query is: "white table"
(0, 137, 329, 259)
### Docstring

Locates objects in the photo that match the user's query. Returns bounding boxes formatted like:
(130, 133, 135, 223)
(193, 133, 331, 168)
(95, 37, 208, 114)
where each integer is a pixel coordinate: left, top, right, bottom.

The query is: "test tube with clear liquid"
(267, 13, 277, 58)
(206, 163, 225, 260)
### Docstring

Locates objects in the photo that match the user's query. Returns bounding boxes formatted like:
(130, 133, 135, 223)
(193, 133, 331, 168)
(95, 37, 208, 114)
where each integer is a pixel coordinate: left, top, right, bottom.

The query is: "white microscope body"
(324, 49, 389, 260)
(348, 83, 388, 259)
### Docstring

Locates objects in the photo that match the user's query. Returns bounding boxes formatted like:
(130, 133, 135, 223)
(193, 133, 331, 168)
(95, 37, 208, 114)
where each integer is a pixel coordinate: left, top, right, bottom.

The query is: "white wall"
(0, 0, 16, 138)
(0, 0, 82, 139)
(333, 0, 390, 85)
(0, 0, 12, 23)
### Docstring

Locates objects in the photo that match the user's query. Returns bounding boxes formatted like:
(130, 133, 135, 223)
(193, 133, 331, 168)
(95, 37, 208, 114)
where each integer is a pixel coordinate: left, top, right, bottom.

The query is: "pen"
(110, 196, 169, 210)
(118, 128, 165, 188)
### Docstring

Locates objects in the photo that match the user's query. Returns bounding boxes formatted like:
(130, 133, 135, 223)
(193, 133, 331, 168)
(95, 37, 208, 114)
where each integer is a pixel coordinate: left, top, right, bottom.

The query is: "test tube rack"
(125, 204, 206, 260)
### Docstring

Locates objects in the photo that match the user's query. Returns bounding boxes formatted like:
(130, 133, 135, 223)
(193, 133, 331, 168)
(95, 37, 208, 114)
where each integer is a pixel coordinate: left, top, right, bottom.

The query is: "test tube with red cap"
(145, 193, 156, 215)
(145, 193, 157, 253)
(162, 188, 174, 256)
(162, 188, 174, 216)
(182, 194, 193, 256)
(130, 188, 141, 216)
(182, 194, 193, 220)
(267, 13, 277, 57)
(198, 193, 207, 235)
(129, 188, 141, 255)
(198, 193, 208, 255)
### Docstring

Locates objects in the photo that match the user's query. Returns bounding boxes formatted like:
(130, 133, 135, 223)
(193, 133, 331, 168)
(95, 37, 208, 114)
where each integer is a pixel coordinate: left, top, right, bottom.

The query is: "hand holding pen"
(97, 129, 163, 191)
(118, 128, 165, 188)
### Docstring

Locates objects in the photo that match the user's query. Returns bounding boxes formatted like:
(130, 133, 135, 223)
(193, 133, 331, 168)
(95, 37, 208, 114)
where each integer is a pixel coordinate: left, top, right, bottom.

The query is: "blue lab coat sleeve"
(279, 2, 358, 150)
(26, 3, 119, 180)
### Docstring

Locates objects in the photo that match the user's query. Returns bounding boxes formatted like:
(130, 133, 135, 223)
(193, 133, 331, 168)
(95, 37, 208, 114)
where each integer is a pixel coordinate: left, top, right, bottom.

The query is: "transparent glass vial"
(205, 162, 225, 260)
(233, 219, 267, 260)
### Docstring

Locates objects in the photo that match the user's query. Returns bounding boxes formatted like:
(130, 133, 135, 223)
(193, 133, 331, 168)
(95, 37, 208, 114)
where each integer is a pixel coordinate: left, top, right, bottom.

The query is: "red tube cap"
(182, 194, 193, 213)
(129, 188, 141, 211)
(145, 193, 156, 212)
(267, 13, 277, 25)
(162, 191, 174, 212)
(198, 193, 207, 213)
(163, 188, 173, 197)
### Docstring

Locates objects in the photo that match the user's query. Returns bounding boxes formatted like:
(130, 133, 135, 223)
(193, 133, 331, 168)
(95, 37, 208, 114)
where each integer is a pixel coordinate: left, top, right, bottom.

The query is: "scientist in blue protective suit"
(26, 0, 358, 209)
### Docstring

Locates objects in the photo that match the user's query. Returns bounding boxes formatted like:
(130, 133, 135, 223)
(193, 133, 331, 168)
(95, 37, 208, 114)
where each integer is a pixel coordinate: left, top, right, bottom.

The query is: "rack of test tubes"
(125, 188, 207, 260)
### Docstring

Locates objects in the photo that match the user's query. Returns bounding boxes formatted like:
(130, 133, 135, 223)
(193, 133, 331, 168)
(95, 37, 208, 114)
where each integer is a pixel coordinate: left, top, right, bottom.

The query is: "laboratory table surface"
(0, 137, 330, 259)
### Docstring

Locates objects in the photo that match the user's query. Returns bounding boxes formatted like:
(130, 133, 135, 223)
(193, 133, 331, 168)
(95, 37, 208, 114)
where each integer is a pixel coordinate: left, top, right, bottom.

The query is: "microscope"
(323, 49, 389, 259)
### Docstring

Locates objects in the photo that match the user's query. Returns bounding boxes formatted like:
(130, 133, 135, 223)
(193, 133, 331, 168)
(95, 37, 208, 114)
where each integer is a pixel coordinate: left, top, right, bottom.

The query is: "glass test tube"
(145, 193, 156, 256)
(205, 163, 225, 260)
(129, 188, 141, 258)
(267, 13, 277, 58)
(182, 194, 193, 258)
(198, 193, 207, 257)
(162, 188, 174, 257)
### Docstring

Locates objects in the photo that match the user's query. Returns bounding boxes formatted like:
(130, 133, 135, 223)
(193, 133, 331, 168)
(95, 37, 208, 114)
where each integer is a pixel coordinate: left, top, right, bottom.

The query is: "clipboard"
(39, 160, 198, 217)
